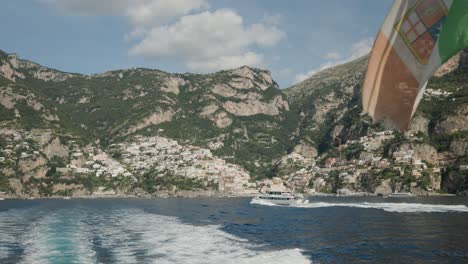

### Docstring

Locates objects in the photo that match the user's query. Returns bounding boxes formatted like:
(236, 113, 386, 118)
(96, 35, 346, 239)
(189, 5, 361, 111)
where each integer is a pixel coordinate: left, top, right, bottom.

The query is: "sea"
(1, 196, 468, 264)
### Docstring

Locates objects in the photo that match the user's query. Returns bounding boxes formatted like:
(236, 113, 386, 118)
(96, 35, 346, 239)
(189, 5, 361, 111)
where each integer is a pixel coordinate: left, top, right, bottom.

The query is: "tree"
(328, 170, 342, 193)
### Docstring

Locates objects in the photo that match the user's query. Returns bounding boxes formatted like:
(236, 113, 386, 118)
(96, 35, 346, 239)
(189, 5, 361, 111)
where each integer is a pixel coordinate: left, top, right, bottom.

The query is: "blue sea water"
(0, 196, 468, 264)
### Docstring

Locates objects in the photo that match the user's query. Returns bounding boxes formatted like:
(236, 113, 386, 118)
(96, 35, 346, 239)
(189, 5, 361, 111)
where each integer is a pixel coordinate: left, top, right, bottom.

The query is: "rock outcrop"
(292, 143, 318, 158)
(397, 143, 439, 164)
(450, 140, 468, 156)
(408, 116, 429, 134)
(126, 110, 175, 134)
(223, 96, 288, 116)
(435, 106, 468, 134)
(161, 77, 186, 95)
(43, 138, 69, 159)
(434, 49, 468, 77)
(211, 112, 233, 128)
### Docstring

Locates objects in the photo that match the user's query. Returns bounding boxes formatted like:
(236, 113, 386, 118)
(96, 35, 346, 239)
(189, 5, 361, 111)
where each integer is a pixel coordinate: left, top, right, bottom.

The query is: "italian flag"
(362, 0, 468, 130)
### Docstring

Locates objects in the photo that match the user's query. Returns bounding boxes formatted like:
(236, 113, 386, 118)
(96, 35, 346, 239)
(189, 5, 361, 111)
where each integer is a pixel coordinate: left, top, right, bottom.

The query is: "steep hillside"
(0, 50, 294, 197)
(285, 51, 468, 154)
(284, 56, 370, 154)
(0, 48, 466, 198)
(284, 50, 468, 195)
(0, 51, 292, 176)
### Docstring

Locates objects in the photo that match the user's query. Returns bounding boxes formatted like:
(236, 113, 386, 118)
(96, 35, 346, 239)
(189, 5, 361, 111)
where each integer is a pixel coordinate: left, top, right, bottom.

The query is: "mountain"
(284, 56, 370, 153)
(0, 49, 466, 198)
(283, 50, 468, 195)
(0, 50, 292, 197)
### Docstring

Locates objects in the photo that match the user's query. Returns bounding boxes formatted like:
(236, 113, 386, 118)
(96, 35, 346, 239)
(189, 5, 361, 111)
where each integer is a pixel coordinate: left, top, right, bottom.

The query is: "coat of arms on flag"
(394, 0, 448, 64)
(363, 0, 468, 131)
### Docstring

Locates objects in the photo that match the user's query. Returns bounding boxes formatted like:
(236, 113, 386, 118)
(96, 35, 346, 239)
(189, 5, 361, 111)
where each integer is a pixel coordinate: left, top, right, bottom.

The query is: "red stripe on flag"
(363, 32, 420, 131)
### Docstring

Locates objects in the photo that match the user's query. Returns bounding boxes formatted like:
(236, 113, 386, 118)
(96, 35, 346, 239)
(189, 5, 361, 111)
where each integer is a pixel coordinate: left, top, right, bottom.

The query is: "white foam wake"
(95, 209, 312, 264)
(0, 207, 96, 264)
(103, 212, 311, 264)
(19, 209, 97, 264)
(251, 198, 468, 213)
(292, 202, 468, 213)
(250, 198, 281, 207)
(0, 207, 312, 264)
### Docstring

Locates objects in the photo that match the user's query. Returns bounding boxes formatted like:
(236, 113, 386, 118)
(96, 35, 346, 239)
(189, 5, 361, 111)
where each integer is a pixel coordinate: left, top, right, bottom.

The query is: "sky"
(0, 0, 394, 87)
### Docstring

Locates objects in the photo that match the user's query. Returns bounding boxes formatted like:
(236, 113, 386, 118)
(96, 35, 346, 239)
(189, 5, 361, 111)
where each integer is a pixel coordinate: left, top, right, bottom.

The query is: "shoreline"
(0, 190, 259, 200)
(0, 191, 460, 200)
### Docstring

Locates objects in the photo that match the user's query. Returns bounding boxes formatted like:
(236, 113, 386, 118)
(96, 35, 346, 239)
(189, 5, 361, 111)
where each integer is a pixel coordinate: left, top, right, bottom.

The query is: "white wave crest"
(250, 198, 282, 207)
(0, 207, 96, 264)
(19, 210, 97, 264)
(0, 207, 312, 264)
(251, 198, 468, 213)
(97, 210, 312, 264)
(291, 202, 468, 213)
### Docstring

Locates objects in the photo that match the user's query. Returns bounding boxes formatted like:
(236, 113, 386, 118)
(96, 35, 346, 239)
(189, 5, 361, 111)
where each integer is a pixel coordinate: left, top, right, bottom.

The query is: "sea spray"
(294, 202, 468, 213)
(0, 206, 312, 264)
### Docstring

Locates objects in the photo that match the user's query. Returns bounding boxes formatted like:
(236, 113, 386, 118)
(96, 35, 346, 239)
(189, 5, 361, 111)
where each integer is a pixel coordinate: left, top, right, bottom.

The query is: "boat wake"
(252, 199, 468, 213)
(250, 198, 309, 207)
(250, 198, 281, 207)
(0, 207, 312, 264)
(96, 210, 312, 264)
(294, 202, 468, 213)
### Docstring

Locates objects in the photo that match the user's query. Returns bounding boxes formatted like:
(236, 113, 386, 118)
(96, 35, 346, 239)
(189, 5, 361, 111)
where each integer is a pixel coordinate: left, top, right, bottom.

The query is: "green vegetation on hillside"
(1, 48, 466, 194)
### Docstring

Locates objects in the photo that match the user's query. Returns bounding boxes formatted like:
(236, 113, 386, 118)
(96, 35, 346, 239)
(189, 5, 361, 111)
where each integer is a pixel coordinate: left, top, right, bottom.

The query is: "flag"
(362, 0, 468, 130)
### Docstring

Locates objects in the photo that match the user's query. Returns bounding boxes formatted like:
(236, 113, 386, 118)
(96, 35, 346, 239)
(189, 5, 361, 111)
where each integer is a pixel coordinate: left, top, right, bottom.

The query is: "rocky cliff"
(0, 48, 467, 198)
(283, 50, 468, 195)
(0, 50, 291, 197)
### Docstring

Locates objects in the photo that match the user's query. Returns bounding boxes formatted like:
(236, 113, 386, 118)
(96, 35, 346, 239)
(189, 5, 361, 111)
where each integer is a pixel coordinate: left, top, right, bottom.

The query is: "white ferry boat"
(252, 191, 309, 205)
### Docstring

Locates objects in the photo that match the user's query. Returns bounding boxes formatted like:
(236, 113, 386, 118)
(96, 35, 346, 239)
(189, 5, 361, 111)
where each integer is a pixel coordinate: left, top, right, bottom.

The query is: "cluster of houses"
(274, 130, 449, 194)
(0, 131, 41, 169)
(0, 129, 254, 194)
(425, 88, 452, 97)
(1, 128, 465, 196)
(55, 135, 252, 193)
(67, 150, 130, 178)
(111, 136, 252, 192)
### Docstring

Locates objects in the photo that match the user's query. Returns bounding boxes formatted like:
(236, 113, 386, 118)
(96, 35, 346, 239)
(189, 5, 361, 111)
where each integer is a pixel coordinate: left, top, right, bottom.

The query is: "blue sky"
(0, 0, 393, 87)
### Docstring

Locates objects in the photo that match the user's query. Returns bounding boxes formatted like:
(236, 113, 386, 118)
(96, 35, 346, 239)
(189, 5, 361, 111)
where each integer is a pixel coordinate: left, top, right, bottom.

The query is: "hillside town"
(272, 130, 453, 196)
(0, 47, 466, 199)
(1, 126, 466, 198)
(0, 130, 254, 197)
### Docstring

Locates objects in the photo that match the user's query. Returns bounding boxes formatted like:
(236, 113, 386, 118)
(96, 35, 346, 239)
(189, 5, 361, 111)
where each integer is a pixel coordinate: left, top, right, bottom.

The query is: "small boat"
(0, 198, 4, 201)
(252, 191, 309, 205)
(389, 192, 413, 197)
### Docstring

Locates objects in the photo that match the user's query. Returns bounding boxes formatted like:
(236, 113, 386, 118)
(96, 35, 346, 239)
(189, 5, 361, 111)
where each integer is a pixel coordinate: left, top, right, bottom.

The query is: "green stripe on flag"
(439, 0, 468, 63)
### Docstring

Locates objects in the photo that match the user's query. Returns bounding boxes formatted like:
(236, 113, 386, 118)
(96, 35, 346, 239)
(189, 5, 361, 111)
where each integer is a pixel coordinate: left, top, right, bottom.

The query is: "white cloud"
(349, 38, 374, 59)
(129, 9, 285, 72)
(186, 52, 264, 72)
(323, 52, 341, 60)
(294, 61, 338, 84)
(294, 37, 373, 83)
(40, 0, 285, 73)
(125, 0, 209, 27)
(39, 0, 208, 28)
(123, 0, 209, 41)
